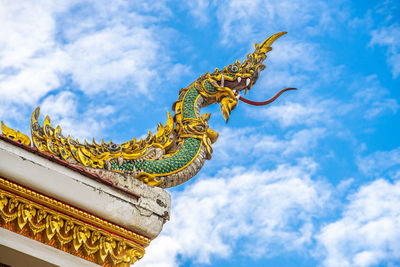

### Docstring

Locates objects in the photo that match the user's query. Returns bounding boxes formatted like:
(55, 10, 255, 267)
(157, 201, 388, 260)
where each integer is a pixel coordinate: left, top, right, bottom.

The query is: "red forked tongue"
(238, 88, 297, 106)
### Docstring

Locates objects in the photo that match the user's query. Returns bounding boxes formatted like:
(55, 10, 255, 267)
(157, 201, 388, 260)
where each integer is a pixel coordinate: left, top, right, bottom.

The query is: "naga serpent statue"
(1, 32, 295, 188)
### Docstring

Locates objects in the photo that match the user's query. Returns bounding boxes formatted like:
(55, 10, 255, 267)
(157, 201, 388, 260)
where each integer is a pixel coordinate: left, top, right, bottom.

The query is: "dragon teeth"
(237, 77, 241, 83)
(133, 166, 137, 176)
(118, 157, 124, 166)
(245, 89, 249, 95)
(221, 74, 224, 87)
(246, 78, 250, 86)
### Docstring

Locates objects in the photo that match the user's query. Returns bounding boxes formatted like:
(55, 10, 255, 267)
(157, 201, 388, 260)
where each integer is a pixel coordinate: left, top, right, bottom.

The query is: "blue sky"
(1, 1, 400, 266)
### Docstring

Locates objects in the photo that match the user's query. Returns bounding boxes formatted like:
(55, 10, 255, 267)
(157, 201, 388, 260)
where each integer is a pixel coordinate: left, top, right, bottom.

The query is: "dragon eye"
(230, 65, 239, 72)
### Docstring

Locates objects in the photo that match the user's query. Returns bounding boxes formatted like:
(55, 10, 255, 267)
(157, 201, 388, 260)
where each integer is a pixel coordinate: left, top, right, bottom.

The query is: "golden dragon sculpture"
(1, 32, 295, 188)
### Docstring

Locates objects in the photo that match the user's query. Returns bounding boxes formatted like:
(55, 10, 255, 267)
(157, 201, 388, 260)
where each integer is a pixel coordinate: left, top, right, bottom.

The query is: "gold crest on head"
(208, 32, 289, 122)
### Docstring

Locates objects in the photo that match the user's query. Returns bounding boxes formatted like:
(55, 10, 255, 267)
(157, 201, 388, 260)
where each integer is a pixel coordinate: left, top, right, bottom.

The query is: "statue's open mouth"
(218, 73, 296, 106)
(218, 75, 253, 96)
(225, 77, 252, 96)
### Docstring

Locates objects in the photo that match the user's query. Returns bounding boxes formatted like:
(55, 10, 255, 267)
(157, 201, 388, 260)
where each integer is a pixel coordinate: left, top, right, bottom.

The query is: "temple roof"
(0, 134, 171, 266)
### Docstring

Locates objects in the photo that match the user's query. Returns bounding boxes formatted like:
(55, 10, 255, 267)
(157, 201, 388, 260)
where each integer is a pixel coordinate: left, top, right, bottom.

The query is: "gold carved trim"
(0, 187, 145, 266)
(1, 121, 31, 146)
(0, 176, 150, 247)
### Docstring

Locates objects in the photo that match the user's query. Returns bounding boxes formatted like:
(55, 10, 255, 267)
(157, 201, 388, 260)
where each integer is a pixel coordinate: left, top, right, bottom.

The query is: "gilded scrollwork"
(1, 121, 31, 146)
(0, 176, 150, 247)
(0, 188, 145, 266)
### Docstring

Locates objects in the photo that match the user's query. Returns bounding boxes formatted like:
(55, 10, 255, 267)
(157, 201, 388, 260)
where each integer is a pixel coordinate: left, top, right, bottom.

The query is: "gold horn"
(257, 31, 287, 54)
(243, 32, 287, 71)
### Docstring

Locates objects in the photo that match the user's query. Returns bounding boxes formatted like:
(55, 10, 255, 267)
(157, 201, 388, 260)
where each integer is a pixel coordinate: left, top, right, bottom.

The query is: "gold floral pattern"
(0, 177, 149, 266)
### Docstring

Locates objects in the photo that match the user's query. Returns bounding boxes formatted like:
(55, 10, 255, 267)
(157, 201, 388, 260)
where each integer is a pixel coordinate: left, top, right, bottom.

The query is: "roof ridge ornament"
(1, 32, 296, 188)
(1, 121, 31, 146)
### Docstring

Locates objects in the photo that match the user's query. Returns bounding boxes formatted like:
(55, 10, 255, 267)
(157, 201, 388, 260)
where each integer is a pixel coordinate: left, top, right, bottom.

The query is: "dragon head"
(217, 31, 288, 96)
(197, 32, 295, 122)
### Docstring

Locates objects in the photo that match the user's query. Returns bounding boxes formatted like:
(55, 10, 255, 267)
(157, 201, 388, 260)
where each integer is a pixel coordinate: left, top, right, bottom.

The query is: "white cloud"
(0, 1, 60, 68)
(255, 73, 398, 130)
(37, 91, 114, 140)
(137, 159, 330, 266)
(346, 75, 399, 120)
(0, 1, 71, 106)
(51, 112, 108, 141)
(0, 1, 189, 137)
(185, 0, 210, 25)
(283, 128, 327, 155)
(370, 24, 400, 78)
(40, 91, 77, 117)
(65, 25, 163, 95)
(357, 146, 400, 177)
(210, 126, 327, 170)
(317, 179, 400, 267)
(183, 0, 345, 45)
(364, 98, 399, 119)
(252, 101, 333, 128)
(337, 178, 355, 193)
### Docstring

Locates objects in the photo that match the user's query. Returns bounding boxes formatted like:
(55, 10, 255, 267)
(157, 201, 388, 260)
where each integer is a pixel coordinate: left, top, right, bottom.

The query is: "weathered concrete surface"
(0, 139, 171, 239)
(84, 168, 170, 220)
